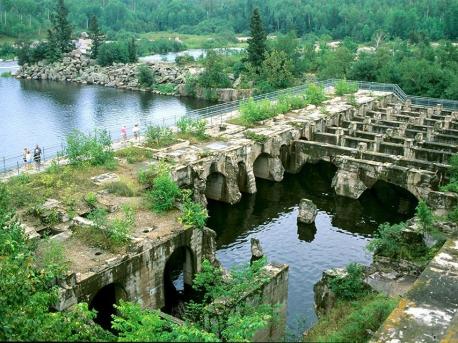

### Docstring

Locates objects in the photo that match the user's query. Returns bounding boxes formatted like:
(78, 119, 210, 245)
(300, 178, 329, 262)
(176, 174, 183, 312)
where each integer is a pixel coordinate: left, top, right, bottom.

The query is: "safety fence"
(2, 79, 458, 176)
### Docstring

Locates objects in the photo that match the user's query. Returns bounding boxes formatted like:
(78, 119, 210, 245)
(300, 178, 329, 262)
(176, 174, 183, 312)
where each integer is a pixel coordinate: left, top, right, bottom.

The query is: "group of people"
(121, 123, 141, 143)
(22, 144, 42, 170)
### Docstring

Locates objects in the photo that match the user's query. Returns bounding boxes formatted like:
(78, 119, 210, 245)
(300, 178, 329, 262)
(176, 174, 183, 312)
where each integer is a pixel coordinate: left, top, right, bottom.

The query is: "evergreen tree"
(247, 8, 267, 70)
(47, 0, 73, 59)
(127, 37, 137, 63)
(88, 15, 104, 59)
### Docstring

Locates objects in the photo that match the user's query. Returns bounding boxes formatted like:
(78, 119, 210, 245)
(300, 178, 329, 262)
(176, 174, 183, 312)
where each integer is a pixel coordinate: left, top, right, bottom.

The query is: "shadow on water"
(206, 161, 417, 335)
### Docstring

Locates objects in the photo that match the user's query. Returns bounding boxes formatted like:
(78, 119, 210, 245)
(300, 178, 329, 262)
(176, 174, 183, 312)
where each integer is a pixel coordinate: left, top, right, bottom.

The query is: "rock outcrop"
(297, 199, 318, 224)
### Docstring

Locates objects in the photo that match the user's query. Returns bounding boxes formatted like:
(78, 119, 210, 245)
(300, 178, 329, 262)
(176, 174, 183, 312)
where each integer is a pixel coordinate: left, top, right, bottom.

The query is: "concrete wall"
(57, 227, 217, 311)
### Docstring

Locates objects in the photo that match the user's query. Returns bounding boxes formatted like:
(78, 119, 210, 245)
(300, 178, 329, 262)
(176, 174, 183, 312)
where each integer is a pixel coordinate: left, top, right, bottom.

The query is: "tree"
(260, 49, 294, 89)
(47, 0, 73, 57)
(246, 8, 267, 70)
(97, 42, 129, 66)
(127, 37, 137, 63)
(88, 15, 104, 59)
(197, 50, 231, 88)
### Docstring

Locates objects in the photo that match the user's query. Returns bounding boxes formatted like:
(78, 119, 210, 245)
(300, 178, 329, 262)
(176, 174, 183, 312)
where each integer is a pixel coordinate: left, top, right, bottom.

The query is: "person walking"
(23, 148, 29, 170)
(33, 144, 42, 170)
(121, 125, 128, 143)
(132, 123, 140, 141)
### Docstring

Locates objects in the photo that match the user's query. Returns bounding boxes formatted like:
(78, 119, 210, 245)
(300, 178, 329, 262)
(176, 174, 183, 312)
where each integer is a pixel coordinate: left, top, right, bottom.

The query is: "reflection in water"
(207, 162, 416, 335)
(0, 78, 213, 157)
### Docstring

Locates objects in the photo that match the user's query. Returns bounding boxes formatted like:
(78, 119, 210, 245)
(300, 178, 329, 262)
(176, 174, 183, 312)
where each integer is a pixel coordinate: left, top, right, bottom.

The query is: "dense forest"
(1, 0, 457, 41)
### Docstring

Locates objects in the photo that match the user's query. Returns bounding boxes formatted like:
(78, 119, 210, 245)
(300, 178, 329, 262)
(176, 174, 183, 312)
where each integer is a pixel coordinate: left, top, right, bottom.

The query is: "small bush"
(145, 126, 177, 148)
(448, 206, 458, 223)
(137, 161, 170, 188)
(329, 263, 369, 301)
(137, 64, 155, 88)
(109, 205, 135, 244)
(106, 181, 135, 197)
(147, 173, 181, 213)
(239, 98, 275, 124)
(155, 83, 176, 94)
(176, 117, 208, 139)
(175, 54, 195, 65)
(335, 79, 358, 96)
(415, 201, 433, 234)
(85, 192, 97, 208)
(244, 130, 268, 143)
(66, 129, 114, 166)
(97, 42, 129, 66)
(179, 190, 208, 229)
(305, 84, 327, 105)
(440, 155, 458, 193)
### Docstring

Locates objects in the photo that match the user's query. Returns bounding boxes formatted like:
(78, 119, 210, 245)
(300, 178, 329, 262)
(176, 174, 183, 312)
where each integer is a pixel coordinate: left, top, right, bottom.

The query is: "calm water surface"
(0, 77, 212, 159)
(207, 163, 415, 337)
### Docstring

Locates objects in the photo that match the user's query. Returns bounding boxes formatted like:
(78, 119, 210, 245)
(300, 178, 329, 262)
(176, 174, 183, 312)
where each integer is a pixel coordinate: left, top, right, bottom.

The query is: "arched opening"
(298, 160, 338, 192)
(205, 172, 228, 202)
(253, 153, 282, 181)
(360, 180, 418, 219)
(163, 246, 195, 318)
(89, 283, 127, 331)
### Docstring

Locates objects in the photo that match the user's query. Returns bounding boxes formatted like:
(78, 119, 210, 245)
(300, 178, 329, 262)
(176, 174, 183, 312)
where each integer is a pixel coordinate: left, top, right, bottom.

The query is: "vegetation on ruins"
(66, 129, 115, 167)
(148, 173, 181, 213)
(334, 79, 358, 96)
(441, 155, 458, 193)
(244, 130, 268, 144)
(176, 117, 208, 141)
(179, 190, 208, 230)
(329, 263, 370, 301)
(367, 202, 445, 267)
(0, 183, 113, 341)
(305, 84, 327, 105)
(115, 146, 153, 164)
(304, 293, 397, 343)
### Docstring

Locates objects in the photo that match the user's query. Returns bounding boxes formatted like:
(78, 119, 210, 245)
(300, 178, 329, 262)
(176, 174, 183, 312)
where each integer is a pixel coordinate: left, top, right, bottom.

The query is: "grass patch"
(244, 130, 268, 143)
(334, 79, 358, 96)
(144, 126, 178, 149)
(105, 181, 136, 197)
(304, 293, 397, 343)
(1, 71, 12, 77)
(154, 83, 176, 94)
(115, 146, 153, 164)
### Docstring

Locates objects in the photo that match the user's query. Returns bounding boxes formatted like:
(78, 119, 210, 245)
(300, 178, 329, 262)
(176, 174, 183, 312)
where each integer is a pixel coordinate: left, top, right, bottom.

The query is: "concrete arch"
(237, 161, 257, 194)
(253, 153, 284, 182)
(89, 282, 127, 331)
(163, 245, 196, 317)
(205, 172, 229, 202)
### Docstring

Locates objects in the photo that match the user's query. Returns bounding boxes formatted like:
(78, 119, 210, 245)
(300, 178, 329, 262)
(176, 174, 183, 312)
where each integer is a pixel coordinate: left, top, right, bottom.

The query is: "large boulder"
(298, 199, 318, 224)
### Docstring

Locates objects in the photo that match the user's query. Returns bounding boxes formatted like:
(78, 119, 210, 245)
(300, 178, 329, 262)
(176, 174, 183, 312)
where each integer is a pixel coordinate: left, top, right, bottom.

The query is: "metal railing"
(2, 79, 458, 176)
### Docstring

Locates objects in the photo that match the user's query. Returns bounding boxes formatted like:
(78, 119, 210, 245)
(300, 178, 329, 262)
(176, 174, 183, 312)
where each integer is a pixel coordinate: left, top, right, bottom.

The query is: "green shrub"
(137, 64, 154, 88)
(305, 84, 327, 105)
(448, 206, 458, 223)
(244, 130, 268, 143)
(329, 263, 369, 301)
(65, 129, 114, 166)
(145, 126, 177, 148)
(179, 190, 208, 229)
(177, 117, 208, 139)
(175, 54, 195, 65)
(147, 173, 181, 213)
(155, 83, 176, 94)
(85, 192, 97, 208)
(440, 155, 458, 193)
(106, 181, 135, 197)
(239, 98, 275, 124)
(137, 161, 171, 188)
(304, 294, 397, 343)
(415, 201, 434, 234)
(335, 79, 358, 95)
(108, 205, 135, 244)
(97, 42, 129, 66)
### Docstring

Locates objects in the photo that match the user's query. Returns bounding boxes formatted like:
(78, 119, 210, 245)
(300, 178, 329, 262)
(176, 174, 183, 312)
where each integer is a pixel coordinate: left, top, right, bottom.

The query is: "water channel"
(207, 162, 417, 337)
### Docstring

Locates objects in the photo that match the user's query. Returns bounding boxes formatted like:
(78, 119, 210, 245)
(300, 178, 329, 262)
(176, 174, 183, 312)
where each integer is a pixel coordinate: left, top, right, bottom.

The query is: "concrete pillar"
(403, 139, 414, 159)
(435, 104, 443, 115)
(414, 132, 424, 143)
(336, 128, 345, 146)
(374, 134, 383, 152)
(374, 112, 382, 121)
(452, 112, 458, 120)
(363, 117, 372, 132)
(394, 103, 402, 114)
(443, 116, 452, 129)
(357, 142, 367, 158)
(183, 248, 193, 286)
(418, 112, 426, 126)
(403, 99, 412, 112)
(426, 126, 433, 141)
(398, 123, 407, 136)
(385, 107, 393, 121)
(331, 167, 367, 199)
(253, 155, 284, 182)
(385, 128, 393, 138)
(427, 107, 434, 117)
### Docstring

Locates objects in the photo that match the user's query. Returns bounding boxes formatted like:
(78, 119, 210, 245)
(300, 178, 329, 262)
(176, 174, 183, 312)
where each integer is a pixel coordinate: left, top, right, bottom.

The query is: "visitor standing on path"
(33, 144, 42, 170)
(23, 148, 31, 170)
(133, 123, 140, 141)
(121, 125, 128, 143)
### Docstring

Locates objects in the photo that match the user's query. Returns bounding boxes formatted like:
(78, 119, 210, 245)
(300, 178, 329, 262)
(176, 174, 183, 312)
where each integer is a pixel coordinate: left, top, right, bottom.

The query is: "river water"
(207, 162, 416, 337)
(0, 77, 212, 162)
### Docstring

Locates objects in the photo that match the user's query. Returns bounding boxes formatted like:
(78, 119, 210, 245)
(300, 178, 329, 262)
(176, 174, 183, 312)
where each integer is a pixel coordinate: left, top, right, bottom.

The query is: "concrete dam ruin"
(14, 86, 458, 340)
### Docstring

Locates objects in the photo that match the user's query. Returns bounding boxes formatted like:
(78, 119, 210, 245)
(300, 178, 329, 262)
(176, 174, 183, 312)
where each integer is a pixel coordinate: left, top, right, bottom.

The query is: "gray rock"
(298, 199, 318, 224)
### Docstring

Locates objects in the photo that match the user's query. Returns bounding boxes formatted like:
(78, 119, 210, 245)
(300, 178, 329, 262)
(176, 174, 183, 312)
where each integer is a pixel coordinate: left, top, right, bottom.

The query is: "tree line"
(1, 0, 457, 42)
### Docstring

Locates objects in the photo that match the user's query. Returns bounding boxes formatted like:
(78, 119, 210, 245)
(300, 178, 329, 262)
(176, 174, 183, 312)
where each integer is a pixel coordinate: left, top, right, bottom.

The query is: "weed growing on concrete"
(244, 130, 268, 143)
(115, 147, 153, 163)
(147, 172, 181, 213)
(334, 79, 358, 96)
(106, 181, 136, 197)
(179, 190, 208, 229)
(305, 84, 327, 105)
(329, 263, 369, 301)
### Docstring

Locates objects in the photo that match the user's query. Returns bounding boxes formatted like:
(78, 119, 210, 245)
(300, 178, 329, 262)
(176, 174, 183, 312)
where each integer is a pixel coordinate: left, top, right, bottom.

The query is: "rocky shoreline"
(15, 53, 253, 101)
